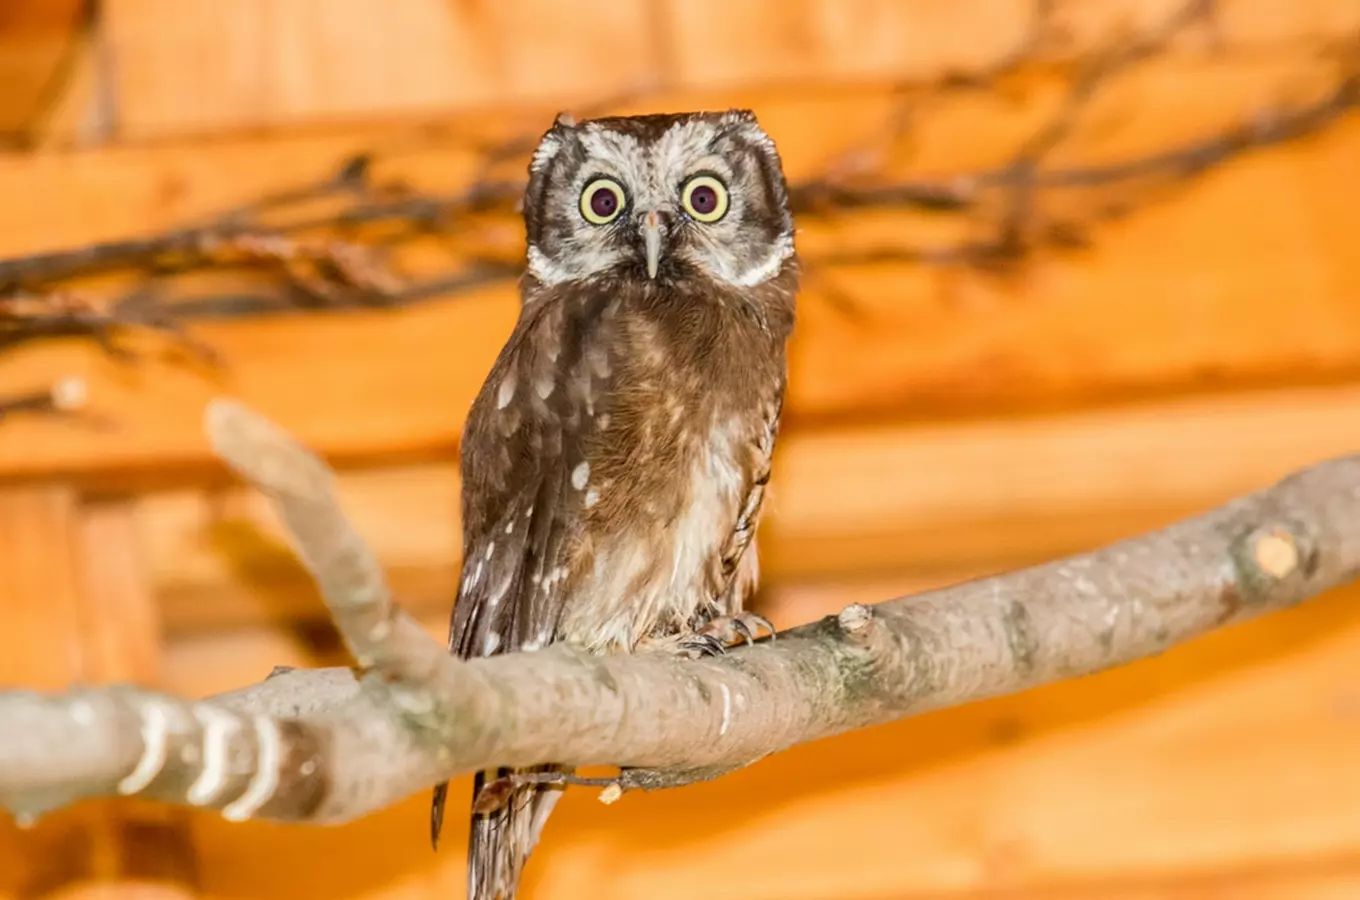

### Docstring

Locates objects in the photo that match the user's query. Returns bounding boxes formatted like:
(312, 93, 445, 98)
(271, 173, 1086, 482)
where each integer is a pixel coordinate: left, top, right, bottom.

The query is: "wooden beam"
(0, 0, 88, 143)
(92, 0, 1360, 139)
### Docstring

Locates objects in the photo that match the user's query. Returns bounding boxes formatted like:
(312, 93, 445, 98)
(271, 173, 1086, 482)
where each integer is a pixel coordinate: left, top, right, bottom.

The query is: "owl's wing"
(431, 292, 612, 868)
(446, 295, 607, 660)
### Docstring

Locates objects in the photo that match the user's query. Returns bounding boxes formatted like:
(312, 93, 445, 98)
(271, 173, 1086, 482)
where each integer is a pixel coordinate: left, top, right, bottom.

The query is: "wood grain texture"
(134, 380, 1360, 635)
(2, 70, 1359, 483)
(0, 490, 197, 898)
(88, 0, 1360, 138)
(102, 0, 658, 139)
(663, 0, 1360, 89)
(0, 0, 87, 141)
(0, 485, 85, 688)
(154, 578, 1360, 900)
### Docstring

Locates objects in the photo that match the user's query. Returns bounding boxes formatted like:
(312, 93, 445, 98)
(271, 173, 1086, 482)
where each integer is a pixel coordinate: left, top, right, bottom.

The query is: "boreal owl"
(431, 109, 799, 900)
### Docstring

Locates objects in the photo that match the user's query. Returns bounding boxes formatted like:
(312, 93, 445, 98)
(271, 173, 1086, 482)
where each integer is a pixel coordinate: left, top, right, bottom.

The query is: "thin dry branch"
(2, 400, 1358, 827)
(0, 0, 1352, 357)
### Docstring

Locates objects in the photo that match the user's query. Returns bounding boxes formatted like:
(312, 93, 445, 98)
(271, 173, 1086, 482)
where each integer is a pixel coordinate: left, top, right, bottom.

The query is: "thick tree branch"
(2, 401, 1359, 827)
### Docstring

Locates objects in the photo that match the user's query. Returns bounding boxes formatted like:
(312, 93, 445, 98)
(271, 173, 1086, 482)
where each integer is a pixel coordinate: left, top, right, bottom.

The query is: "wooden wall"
(4, 1, 1360, 898)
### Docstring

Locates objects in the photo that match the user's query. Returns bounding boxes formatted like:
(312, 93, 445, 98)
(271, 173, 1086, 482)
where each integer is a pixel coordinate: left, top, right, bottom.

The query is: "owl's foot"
(637, 631, 726, 659)
(677, 612, 777, 657)
(703, 612, 777, 646)
(638, 613, 777, 659)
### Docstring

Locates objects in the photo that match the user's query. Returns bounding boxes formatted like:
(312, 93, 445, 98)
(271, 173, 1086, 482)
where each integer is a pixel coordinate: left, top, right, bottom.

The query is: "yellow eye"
(580, 178, 626, 225)
(681, 175, 729, 223)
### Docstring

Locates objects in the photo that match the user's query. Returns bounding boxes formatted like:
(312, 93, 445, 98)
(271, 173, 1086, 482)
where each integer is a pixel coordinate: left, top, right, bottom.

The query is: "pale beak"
(640, 210, 663, 280)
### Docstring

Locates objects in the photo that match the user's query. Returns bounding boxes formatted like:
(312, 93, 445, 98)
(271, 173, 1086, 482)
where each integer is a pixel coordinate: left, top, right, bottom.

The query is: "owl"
(431, 109, 799, 900)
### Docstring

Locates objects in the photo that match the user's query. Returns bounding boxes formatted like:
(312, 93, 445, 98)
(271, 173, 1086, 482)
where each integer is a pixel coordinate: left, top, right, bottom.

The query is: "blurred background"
(3, 0, 1360, 898)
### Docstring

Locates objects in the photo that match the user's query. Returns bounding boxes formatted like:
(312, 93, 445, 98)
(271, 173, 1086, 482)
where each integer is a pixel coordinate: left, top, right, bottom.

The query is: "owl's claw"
(640, 613, 777, 660)
(677, 633, 728, 658)
(702, 612, 777, 648)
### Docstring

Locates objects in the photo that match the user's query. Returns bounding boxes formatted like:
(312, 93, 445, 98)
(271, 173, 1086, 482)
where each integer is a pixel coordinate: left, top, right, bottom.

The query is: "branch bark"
(2, 399, 1358, 828)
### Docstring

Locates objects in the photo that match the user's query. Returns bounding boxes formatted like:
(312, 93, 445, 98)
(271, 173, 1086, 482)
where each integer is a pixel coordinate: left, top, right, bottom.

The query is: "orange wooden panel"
(93, 0, 1360, 137)
(154, 578, 1360, 900)
(0, 0, 87, 139)
(102, 0, 657, 139)
(0, 485, 85, 687)
(662, 0, 1360, 89)
(77, 501, 163, 684)
(0, 484, 87, 899)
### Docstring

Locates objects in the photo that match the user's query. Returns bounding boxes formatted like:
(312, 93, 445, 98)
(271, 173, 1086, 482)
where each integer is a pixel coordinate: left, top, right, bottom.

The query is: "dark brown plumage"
(431, 109, 799, 900)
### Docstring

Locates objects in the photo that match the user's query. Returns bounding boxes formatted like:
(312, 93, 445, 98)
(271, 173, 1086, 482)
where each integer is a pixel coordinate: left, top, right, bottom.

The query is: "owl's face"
(520, 110, 796, 290)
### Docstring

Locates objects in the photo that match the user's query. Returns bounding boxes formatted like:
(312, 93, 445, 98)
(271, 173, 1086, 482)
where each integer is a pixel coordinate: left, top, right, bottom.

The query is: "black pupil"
(590, 187, 617, 218)
(691, 185, 717, 213)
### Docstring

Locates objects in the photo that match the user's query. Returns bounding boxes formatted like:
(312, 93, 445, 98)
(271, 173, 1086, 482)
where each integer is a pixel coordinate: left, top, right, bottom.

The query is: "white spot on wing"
(535, 378, 555, 400)
(496, 374, 516, 409)
(585, 487, 600, 508)
(484, 632, 502, 654)
(571, 462, 590, 490)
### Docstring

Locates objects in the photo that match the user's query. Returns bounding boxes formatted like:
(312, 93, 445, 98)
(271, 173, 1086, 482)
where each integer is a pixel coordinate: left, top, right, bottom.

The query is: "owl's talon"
(730, 618, 754, 645)
(695, 612, 777, 649)
(677, 634, 728, 658)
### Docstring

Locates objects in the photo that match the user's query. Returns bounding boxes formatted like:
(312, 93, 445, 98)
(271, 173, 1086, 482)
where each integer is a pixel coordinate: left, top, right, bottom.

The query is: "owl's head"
(520, 110, 796, 290)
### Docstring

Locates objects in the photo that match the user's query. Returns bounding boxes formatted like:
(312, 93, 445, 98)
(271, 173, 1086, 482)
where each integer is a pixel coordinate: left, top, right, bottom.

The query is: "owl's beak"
(640, 210, 664, 280)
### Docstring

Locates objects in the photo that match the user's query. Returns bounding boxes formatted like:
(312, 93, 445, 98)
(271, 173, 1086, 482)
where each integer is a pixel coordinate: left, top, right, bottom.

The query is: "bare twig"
(0, 0, 1354, 357)
(2, 400, 1358, 825)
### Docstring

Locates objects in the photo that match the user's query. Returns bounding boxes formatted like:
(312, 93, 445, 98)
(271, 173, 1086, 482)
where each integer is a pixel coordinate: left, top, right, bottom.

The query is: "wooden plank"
(77, 501, 164, 683)
(95, 0, 1360, 139)
(662, 0, 1360, 89)
(138, 381, 1360, 635)
(0, 485, 85, 687)
(69, 501, 201, 899)
(2, 68, 1360, 483)
(102, 0, 658, 140)
(0, 484, 88, 899)
(159, 579, 1360, 899)
(0, 0, 88, 141)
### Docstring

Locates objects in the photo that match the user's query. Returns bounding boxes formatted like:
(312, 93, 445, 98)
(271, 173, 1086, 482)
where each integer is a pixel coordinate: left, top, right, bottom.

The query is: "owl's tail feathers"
(463, 766, 565, 900)
(431, 780, 451, 849)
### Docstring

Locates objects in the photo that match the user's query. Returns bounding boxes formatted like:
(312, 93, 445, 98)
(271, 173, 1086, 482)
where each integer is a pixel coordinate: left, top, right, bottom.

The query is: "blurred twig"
(0, 0, 1354, 359)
